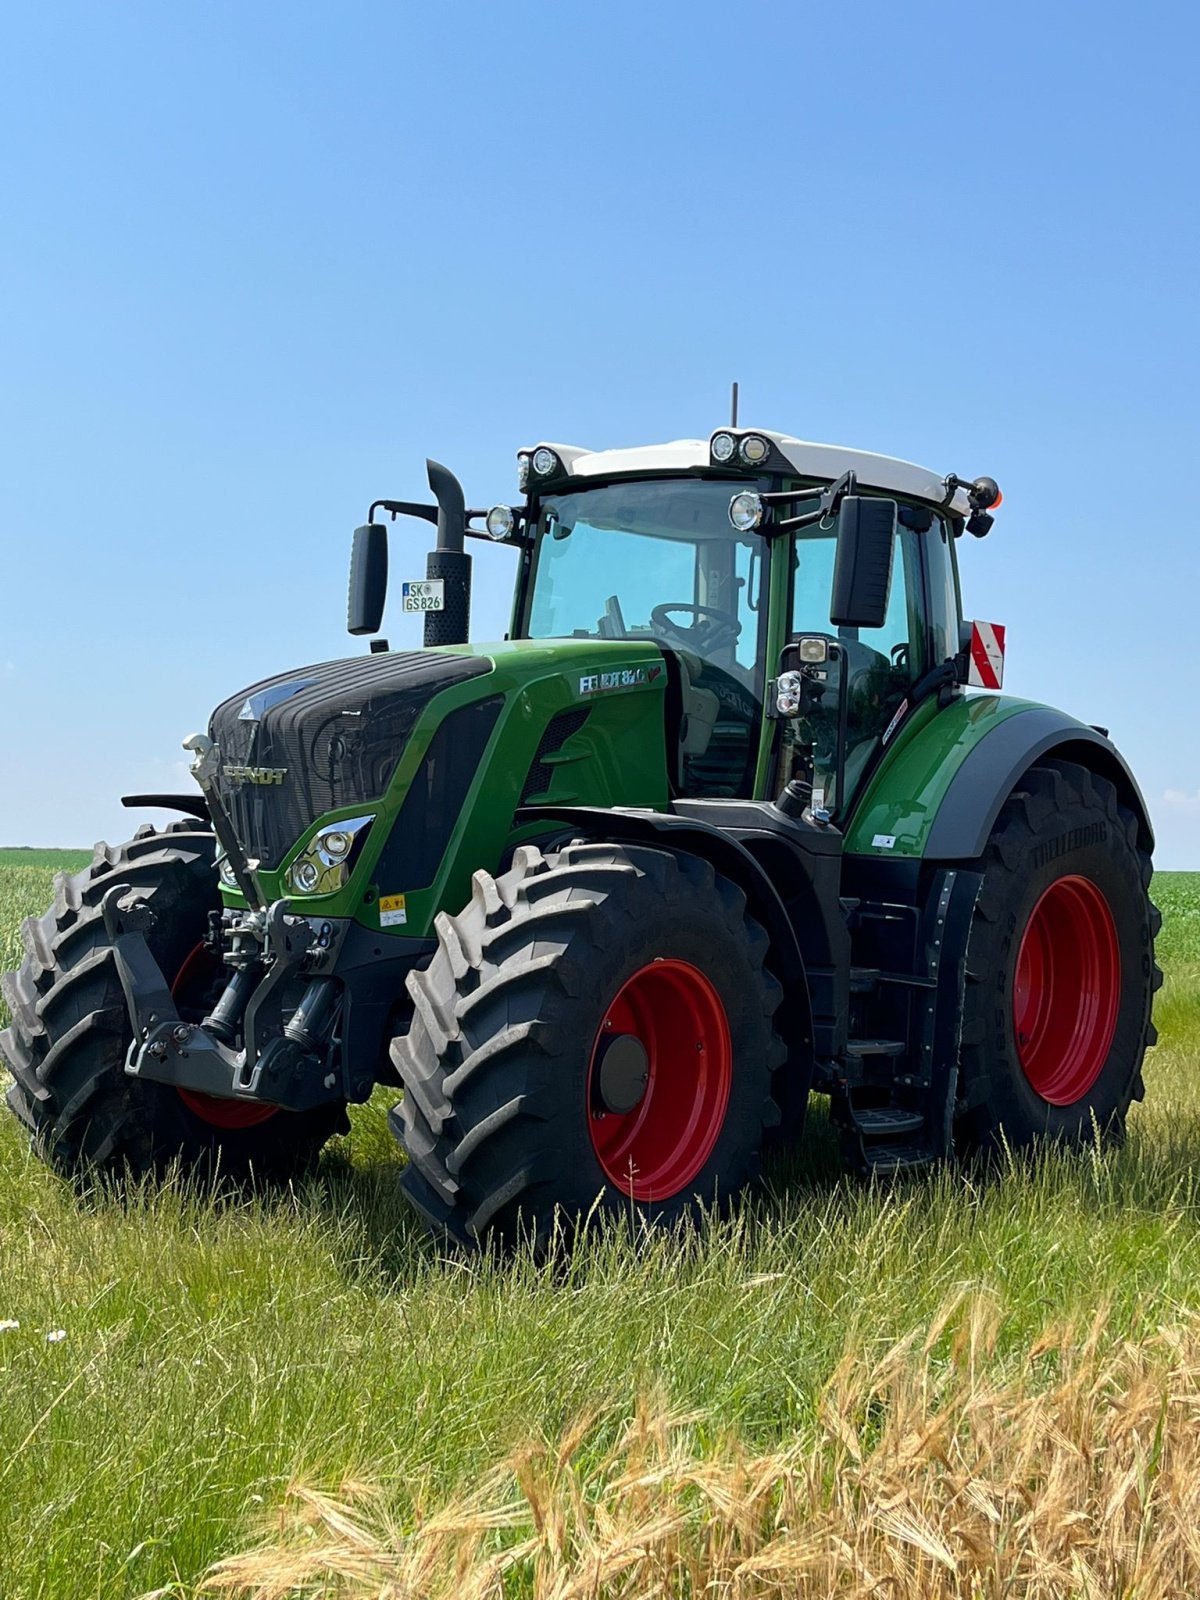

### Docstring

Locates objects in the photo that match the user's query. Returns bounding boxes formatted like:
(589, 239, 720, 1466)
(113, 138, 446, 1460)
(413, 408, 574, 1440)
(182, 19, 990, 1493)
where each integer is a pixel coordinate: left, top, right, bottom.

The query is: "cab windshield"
(523, 478, 769, 797)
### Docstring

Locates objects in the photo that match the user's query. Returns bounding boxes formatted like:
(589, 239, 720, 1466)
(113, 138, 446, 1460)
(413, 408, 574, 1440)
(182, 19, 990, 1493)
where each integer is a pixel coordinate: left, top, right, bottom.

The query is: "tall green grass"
(0, 855, 1196, 1598)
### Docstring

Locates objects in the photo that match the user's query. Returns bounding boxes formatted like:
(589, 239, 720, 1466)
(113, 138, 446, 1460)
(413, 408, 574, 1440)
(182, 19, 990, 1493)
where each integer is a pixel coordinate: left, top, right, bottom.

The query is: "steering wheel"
(650, 602, 741, 656)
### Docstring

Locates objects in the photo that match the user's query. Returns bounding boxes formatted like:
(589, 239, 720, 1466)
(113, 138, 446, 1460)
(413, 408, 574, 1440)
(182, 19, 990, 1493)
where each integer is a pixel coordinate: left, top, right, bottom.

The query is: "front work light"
(485, 504, 515, 540)
(729, 490, 765, 532)
(739, 434, 769, 465)
(532, 447, 559, 477)
(710, 431, 737, 463)
(287, 814, 375, 896)
(517, 452, 531, 492)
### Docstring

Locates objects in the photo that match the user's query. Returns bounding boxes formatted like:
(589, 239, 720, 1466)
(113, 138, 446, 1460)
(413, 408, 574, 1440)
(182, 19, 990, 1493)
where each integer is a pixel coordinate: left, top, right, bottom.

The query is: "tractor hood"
(207, 648, 494, 871)
(206, 639, 671, 879)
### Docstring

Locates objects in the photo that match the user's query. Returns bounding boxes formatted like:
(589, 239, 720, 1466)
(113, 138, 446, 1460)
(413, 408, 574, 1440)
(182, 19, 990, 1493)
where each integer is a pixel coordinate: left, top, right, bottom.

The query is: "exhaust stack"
(423, 458, 471, 647)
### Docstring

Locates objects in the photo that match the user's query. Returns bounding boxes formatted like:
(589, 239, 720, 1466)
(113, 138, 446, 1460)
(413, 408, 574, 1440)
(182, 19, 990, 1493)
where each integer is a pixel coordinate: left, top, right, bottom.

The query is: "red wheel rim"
(171, 943, 278, 1130)
(1012, 875, 1121, 1106)
(587, 958, 732, 1201)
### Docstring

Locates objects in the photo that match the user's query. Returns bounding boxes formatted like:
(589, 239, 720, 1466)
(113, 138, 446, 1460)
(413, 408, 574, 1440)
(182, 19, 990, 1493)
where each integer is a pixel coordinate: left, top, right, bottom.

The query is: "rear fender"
(925, 709, 1154, 860)
(846, 696, 1153, 862)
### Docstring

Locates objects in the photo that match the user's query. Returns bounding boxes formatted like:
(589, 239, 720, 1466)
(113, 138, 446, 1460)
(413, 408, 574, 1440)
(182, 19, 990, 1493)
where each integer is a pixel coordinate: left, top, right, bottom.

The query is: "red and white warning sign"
(967, 620, 1006, 689)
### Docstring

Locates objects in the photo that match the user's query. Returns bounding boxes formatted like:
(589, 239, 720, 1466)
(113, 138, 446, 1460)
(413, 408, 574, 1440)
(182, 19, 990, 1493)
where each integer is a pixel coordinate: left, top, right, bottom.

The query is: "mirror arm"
(772, 504, 830, 534)
(763, 471, 858, 534)
(368, 498, 439, 526)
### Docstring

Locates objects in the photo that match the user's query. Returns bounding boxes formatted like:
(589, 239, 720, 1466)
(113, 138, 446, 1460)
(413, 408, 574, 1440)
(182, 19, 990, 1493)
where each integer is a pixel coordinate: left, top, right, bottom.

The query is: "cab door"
(778, 511, 927, 818)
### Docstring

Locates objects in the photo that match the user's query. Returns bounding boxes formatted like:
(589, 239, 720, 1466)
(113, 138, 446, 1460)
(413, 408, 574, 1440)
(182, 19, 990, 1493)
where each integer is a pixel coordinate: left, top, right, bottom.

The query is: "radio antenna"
(730, 381, 739, 427)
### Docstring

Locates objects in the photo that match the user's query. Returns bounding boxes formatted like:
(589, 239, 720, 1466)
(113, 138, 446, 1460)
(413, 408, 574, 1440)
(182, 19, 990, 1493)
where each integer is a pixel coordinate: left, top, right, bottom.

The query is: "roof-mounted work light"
(709, 429, 774, 469)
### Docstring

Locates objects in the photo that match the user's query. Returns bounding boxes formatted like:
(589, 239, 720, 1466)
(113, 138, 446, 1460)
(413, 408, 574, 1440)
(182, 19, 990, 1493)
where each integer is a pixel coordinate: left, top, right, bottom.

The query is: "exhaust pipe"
(424, 458, 471, 647)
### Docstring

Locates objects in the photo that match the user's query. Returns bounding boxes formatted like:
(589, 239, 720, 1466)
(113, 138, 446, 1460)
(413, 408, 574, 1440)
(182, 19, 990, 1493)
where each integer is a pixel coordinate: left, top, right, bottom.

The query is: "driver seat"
(675, 650, 719, 786)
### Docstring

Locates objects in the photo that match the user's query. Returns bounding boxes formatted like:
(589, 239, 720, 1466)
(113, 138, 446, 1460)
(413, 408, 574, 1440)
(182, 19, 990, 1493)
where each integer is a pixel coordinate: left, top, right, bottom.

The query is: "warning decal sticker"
(379, 893, 408, 928)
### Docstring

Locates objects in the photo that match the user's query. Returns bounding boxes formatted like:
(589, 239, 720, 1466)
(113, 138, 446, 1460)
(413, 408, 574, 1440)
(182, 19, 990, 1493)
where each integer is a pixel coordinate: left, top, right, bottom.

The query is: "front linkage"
(105, 885, 347, 1114)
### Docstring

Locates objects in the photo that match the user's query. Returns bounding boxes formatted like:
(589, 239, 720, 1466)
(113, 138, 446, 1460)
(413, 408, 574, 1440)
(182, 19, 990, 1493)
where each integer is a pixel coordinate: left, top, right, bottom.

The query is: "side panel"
(387, 660, 669, 938)
(844, 693, 1153, 861)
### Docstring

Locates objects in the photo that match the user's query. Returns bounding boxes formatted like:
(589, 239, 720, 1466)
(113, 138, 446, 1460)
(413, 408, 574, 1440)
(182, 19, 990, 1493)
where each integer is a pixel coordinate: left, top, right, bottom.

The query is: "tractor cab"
(350, 429, 995, 831)
(507, 432, 980, 822)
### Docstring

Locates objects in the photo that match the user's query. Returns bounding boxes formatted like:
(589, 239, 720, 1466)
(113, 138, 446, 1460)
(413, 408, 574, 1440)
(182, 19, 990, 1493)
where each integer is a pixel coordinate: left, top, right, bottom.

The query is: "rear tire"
(956, 761, 1161, 1154)
(390, 841, 785, 1249)
(1, 823, 345, 1183)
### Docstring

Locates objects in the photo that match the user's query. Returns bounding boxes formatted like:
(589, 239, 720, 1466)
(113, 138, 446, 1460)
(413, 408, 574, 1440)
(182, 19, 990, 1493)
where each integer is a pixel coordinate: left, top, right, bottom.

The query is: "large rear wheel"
(390, 841, 786, 1249)
(956, 761, 1161, 1153)
(1, 823, 345, 1182)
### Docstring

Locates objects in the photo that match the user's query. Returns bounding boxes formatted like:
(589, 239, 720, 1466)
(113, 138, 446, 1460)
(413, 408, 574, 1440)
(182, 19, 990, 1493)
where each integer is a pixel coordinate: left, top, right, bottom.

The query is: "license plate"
(401, 580, 445, 613)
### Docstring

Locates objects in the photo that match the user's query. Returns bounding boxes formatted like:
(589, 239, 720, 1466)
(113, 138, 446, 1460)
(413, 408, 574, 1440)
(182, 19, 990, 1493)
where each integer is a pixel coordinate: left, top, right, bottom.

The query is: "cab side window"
(925, 513, 962, 665)
(788, 521, 922, 811)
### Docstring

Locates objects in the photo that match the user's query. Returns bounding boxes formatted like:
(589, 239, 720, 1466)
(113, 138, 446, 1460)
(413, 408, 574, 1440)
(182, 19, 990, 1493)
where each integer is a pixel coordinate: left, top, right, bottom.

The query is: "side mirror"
(348, 523, 388, 636)
(830, 496, 897, 630)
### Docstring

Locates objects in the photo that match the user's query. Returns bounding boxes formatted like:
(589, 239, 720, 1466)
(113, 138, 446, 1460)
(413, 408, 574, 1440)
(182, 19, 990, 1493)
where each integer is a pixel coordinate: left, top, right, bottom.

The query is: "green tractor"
(1, 428, 1161, 1246)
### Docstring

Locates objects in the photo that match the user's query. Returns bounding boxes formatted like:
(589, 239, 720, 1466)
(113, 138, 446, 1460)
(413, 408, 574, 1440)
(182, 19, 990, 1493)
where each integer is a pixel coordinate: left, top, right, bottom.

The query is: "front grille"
(208, 651, 492, 868)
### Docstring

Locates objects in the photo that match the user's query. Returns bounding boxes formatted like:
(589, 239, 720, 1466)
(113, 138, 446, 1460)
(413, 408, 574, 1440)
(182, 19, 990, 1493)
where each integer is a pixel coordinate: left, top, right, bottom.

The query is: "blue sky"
(1, 1, 1197, 865)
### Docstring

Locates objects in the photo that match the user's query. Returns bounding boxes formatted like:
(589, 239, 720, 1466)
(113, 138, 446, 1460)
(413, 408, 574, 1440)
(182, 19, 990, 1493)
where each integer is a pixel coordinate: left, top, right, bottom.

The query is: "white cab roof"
(523, 431, 972, 514)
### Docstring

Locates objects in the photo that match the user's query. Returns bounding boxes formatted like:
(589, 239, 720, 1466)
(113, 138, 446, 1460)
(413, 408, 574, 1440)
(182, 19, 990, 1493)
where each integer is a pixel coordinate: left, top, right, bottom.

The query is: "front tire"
(1, 824, 345, 1183)
(390, 841, 785, 1249)
(956, 760, 1161, 1153)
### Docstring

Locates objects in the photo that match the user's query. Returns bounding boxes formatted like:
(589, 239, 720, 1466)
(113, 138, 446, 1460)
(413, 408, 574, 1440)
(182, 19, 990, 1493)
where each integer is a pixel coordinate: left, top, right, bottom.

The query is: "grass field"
(0, 855, 1197, 1598)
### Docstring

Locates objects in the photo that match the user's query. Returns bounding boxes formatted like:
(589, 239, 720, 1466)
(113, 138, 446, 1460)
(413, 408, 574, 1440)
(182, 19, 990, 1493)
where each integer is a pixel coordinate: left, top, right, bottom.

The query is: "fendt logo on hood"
(222, 764, 287, 786)
(579, 665, 663, 697)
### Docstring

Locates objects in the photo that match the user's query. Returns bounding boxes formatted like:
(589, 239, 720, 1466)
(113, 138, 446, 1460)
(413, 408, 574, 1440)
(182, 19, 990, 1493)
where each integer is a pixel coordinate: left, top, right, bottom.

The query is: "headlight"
(517, 452, 531, 491)
(532, 447, 559, 477)
(739, 433, 769, 465)
(320, 829, 354, 861)
(287, 814, 375, 896)
(776, 670, 804, 717)
(292, 859, 320, 892)
(485, 504, 515, 540)
(710, 431, 737, 463)
(729, 491, 765, 532)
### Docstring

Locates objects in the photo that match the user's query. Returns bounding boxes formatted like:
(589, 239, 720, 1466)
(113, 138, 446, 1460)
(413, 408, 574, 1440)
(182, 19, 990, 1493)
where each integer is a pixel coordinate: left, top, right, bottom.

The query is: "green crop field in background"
(0, 850, 93, 870)
(0, 852, 1197, 1597)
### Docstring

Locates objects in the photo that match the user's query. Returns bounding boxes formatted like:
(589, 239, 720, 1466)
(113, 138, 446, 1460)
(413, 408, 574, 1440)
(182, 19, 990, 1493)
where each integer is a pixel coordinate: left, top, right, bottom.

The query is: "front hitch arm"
(102, 885, 181, 1044)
